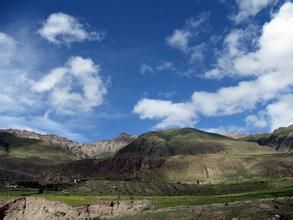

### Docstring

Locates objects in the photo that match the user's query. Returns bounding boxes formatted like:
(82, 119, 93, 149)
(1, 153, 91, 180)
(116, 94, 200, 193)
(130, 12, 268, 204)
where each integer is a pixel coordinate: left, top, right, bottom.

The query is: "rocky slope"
(1, 129, 136, 159)
(241, 125, 293, 152)
(0, 197, 151, 220)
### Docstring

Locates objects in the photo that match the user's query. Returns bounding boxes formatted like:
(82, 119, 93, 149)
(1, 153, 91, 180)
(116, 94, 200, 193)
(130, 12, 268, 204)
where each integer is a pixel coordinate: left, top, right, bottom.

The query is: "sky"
(0, 0, 292, 142)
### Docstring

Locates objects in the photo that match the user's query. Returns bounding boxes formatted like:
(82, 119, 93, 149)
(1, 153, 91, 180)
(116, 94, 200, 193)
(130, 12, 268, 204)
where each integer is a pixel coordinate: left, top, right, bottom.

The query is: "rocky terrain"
(1, 129, 136, 159)
(78, 132, 137, 158)
(0, 197, 151, 219)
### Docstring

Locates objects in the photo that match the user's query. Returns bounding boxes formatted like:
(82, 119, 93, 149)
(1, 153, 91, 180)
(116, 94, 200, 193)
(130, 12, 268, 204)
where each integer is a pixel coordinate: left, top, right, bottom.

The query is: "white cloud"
(38, 12, 105, 45)
(207, 2, 293, 79)
(133, 99, 196, 129)
(32, 67, 67, 92)
(192, 71, 293, 116)
(235, 3, 293, 75)
(166, 29, 191, 52)
(245, 111, 268, 128)
(233, 0, 275, 23)
(166, 13, 208, 56)
(0, 32, 107, 115)
(246, 94, 293, 131)
(0, 30, 107, 140)
(204, 29, 248, 79)
(265, 95, 293, 130)
(134, 2, 293, 130)
(33, 56, 107, 114)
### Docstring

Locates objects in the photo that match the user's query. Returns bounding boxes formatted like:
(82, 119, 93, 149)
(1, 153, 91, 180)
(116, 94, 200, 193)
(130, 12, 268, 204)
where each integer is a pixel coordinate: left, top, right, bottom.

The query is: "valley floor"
(1, 181, 293, 219)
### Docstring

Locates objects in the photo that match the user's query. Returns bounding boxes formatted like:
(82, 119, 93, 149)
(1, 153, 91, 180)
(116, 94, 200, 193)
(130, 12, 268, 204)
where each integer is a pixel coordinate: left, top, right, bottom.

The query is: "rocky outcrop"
(1, 129, 137, 159)
(78, 133, 137, 158)
(0, 197, 151, 219)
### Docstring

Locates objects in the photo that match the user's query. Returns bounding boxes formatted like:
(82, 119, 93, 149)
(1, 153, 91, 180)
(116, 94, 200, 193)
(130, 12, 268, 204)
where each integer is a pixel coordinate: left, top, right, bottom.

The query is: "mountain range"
(0, 125, 292, 187)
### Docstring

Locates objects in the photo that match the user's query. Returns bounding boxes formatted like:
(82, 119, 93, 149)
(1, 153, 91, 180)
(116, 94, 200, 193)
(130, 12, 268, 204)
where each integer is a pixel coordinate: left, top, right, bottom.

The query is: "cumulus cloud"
(33, 56, 107, 114)
(0, 32, 107, 118)
(233, 0, 275, 23)
(266, 94, 293, 130)
(235, 3, 293, 75)
(0, 32, 104, 139)
(134, 2, 293, 131)
(133, 99, 196, 129)
(38, 12, 105, 45)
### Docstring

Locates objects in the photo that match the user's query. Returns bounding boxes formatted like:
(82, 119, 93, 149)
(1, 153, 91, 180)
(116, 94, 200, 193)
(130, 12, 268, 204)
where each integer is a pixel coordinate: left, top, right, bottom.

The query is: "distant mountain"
(225, 132, 248, 139)
(0, 129, 137, 159)
(241, 125, 293, 152)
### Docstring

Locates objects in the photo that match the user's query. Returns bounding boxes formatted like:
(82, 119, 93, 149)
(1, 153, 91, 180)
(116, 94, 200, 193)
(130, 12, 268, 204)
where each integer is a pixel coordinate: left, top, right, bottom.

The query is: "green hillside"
(116, 128, 274, 157)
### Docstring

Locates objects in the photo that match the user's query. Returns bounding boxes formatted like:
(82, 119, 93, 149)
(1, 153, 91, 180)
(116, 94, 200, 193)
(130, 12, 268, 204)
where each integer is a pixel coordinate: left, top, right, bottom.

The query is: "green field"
(1, 178, 293, 207)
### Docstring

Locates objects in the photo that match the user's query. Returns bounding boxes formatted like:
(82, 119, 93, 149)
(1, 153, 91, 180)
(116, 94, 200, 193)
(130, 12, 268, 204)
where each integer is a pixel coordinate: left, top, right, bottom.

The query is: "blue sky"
(0, 0, 292, 142)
